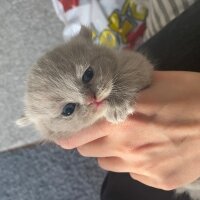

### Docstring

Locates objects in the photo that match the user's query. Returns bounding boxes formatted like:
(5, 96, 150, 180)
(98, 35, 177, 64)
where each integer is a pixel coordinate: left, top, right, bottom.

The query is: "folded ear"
(16, 115, 31, 127)
(78, 25, 93, 41)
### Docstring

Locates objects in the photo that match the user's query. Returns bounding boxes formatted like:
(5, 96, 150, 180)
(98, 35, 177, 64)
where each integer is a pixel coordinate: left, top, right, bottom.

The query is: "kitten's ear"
(16, 114, 31, 127)
(78, 25, 93, 41)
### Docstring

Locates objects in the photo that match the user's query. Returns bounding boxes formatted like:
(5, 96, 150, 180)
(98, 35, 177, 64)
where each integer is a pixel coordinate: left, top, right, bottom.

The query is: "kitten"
(17, 26, 200, 200)
(17, 26, 153, 140)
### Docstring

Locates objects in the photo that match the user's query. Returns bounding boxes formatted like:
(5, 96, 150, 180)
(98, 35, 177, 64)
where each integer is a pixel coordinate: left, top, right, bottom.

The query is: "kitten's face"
(23, 27, 117, 140)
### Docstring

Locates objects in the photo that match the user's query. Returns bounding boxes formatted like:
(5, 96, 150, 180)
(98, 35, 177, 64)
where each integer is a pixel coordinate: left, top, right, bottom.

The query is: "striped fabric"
(143, 0, 196, 40)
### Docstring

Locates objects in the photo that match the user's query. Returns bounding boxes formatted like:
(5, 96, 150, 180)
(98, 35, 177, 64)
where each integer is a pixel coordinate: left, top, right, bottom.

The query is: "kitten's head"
(17, 26, 117, 141)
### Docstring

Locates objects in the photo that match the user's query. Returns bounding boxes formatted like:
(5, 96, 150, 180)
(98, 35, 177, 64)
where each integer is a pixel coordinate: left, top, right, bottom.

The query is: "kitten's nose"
(86, 93, 97, 105)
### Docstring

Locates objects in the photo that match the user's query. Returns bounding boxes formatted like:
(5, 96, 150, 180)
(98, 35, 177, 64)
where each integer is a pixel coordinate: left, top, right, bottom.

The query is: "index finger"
(56, 119, 112, 149)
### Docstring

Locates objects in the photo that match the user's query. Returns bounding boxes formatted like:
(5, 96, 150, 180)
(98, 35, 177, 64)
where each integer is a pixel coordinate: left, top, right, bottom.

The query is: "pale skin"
(57, 71, 200, 191)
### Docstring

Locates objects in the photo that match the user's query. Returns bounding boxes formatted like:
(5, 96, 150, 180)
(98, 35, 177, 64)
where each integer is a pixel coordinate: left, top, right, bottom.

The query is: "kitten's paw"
(106, 103, 134, 124)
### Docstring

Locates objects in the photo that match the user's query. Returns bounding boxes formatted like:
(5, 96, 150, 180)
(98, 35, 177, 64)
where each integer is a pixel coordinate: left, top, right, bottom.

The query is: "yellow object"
(108, 10, 135, 43)
(122, 0, 148, 21)
(99, 29, 118, 48)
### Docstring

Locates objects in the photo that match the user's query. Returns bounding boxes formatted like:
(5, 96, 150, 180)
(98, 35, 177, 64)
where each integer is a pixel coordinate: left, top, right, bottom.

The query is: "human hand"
(57, 71, 200, 190)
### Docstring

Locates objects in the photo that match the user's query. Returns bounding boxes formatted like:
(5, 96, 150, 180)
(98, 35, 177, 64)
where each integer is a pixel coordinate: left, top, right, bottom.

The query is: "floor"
(0, 0, 64, 151)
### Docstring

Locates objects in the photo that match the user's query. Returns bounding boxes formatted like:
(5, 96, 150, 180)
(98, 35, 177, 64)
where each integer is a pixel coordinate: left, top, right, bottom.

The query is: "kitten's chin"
(92, 102, 107, 120)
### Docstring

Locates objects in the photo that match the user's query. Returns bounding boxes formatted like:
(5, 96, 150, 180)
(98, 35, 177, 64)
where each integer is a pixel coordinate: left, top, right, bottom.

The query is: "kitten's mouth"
(89, 99, 105, 108)
(86, 93, 109, 109)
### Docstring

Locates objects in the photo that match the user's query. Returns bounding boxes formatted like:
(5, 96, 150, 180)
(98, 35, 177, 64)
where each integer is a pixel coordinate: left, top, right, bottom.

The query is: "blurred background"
(0, 0, 196, 199)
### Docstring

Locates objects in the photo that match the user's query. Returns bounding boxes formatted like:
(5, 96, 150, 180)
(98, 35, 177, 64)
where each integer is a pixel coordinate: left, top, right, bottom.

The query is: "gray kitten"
(17, 26, 153, 140)
(17, 26, 200, 199)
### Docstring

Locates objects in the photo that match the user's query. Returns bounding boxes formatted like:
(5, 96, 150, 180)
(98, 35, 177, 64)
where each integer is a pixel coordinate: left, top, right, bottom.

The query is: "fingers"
(56, 119, 111, 149)
(98, 157, 129, 172)
(97, 157, 145, 174)
(77, 136, 117, 157)
(135, 71, 172, 115)
(98, 157, 175, 191)
(135, 71, 159, 113)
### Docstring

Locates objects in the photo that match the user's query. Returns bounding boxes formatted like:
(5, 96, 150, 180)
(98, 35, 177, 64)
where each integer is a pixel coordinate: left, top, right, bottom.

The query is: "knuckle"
(119, 145, 137, 159)
(131, 159, 154, 173)
(124, 143, 135, 154)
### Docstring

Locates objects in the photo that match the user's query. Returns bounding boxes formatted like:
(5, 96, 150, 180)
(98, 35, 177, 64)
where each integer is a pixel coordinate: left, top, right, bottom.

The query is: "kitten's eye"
(62, 103, 76, 116)
(82, 66, 94, 83)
